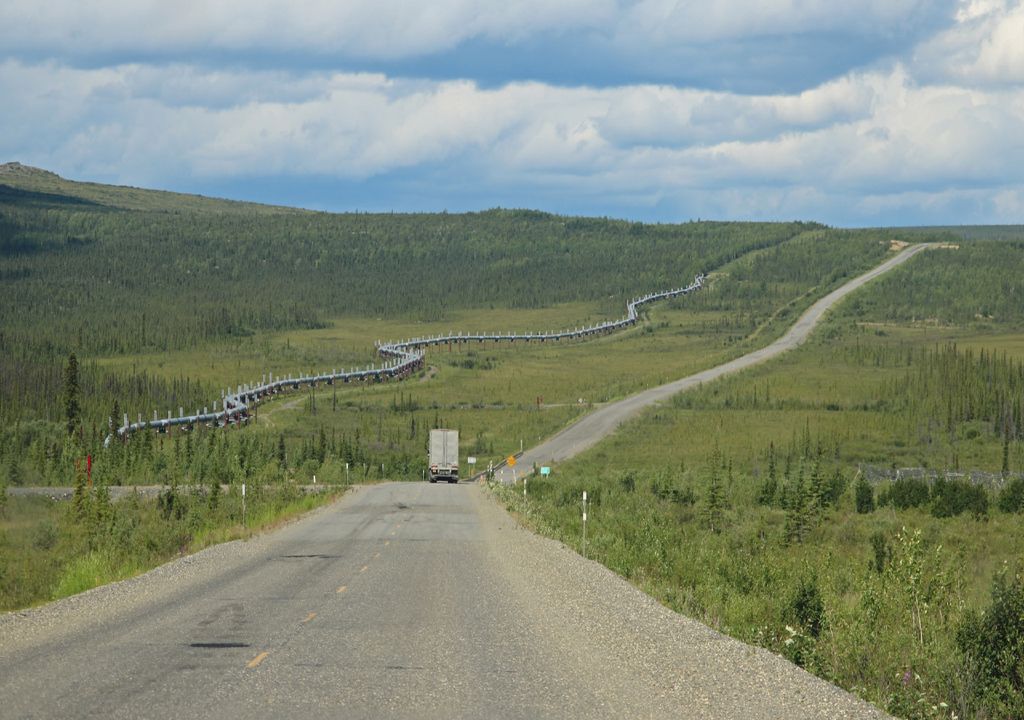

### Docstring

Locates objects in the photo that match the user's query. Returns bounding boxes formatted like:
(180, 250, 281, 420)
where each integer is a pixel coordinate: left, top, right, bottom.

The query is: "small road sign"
(540, 466, 550, 476)
(507, 455, 516, 467)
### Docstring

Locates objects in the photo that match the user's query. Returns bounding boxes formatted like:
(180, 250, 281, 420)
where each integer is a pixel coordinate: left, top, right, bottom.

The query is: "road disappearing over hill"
(0, 248, 928, 719)
(494, 243, 929, 482)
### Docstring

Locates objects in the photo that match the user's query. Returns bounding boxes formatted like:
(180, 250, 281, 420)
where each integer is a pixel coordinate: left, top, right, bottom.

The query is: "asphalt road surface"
(0, 483, 888, 719)
(494, 243, 929, 483)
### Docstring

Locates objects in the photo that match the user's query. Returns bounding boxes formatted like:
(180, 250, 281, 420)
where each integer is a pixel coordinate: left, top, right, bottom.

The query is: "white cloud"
(0, 0, 962, 69)
(992, 186, 1024, 217)
(969, 3, 1024, 82)
(915, 0, 1024, 84)
(598, 74, 880, 148)
(2, 54, 1023, 224)
(0, 0, 615, 60)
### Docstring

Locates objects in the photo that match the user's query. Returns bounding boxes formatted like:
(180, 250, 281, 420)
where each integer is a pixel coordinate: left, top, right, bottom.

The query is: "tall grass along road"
(0, 483, 887, 719)
(495, 243, 930, 480)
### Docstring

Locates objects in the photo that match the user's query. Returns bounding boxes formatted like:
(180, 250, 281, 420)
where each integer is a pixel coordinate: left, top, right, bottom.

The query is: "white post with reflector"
(582, 491, 588, 558)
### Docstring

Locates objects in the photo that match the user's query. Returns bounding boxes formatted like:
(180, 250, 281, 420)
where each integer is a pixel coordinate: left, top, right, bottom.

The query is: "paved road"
(0, 483, 887, 719)
(495, 244, 929, 482)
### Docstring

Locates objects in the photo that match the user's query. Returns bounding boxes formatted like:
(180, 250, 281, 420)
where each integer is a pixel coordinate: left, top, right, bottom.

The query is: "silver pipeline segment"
(106, 274, 704, 445)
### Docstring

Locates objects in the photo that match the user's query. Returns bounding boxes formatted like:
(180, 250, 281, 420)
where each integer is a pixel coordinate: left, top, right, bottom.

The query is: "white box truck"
(429, 429, 459, 483)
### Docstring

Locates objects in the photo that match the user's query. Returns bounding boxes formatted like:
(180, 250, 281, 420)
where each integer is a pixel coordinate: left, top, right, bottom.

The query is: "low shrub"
(930, 477, 988, 519)
(956, 570, 1024, 718)
(998, 477, 1024, 514)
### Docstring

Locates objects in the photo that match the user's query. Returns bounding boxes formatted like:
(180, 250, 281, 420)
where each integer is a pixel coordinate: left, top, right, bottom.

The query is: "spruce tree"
(72, 462, 89, 521)
(110, 399, 121, 432)
(785, 460, 808, 543)
(703, 453, 725, 534)
(63, 353, 81, 436)
(1002, 422, 1011, 477)
(317, 426, 327, 464)
(0, 464, 9, 515)
(208, 475, 221, 514)
(810, 457, 828, 511)
(855, 474, 875, 514)
(7, 458, 21, 487)
(90, 482, 112, 547)
(758, 442, 778, 506)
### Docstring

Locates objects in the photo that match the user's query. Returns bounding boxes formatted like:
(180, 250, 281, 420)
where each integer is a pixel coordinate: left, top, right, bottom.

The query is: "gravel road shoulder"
(472, 485, 891, 719)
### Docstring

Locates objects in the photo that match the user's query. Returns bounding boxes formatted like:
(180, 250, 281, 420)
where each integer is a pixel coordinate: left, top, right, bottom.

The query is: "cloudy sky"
(2, 1, 1023, 225)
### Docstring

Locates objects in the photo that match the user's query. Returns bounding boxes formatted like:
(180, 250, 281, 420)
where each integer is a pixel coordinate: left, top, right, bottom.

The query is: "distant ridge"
(0, 162, 302, 215)
(0, 161, 60, 178)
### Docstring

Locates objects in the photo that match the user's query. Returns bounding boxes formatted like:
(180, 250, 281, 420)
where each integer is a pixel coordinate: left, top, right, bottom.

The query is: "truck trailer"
(428, 429, 459, 483)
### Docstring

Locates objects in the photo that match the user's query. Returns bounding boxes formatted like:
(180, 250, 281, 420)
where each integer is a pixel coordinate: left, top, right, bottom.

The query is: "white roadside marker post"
(582, 491, 588, 558)
(242, 483, 246, 528)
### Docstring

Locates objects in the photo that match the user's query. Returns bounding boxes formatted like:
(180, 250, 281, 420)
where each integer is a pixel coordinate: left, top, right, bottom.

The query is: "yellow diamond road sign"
(507, 455, 516, 467)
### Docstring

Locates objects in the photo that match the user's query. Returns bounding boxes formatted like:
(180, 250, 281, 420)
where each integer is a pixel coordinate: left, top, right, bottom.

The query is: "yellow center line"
(359, 565, 368, 573)
(384, 540, 390, 546)
(373, 552, 380, 559)
(302, 612, 317, 623)
(336, 585, 347, 593)
(246, 651, 270, 669)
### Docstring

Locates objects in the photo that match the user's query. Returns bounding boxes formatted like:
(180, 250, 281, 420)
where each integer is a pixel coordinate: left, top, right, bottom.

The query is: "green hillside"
(0, 164, 823, 425)
(0, 162, 299, 214)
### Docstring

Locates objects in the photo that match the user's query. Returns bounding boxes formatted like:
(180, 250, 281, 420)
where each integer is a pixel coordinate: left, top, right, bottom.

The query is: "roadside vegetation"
(497, 238, 1024, 720)
(0, 482, 344, 612)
